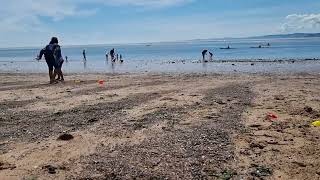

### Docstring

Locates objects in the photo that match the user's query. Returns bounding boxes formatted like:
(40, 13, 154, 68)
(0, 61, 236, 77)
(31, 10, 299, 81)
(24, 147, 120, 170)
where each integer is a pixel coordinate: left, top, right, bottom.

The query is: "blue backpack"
(44, 44, 62, 64)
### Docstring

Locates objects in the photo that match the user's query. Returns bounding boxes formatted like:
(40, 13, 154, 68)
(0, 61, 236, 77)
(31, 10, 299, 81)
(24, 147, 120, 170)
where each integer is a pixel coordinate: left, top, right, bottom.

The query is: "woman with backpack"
(37, 37, 64, 84)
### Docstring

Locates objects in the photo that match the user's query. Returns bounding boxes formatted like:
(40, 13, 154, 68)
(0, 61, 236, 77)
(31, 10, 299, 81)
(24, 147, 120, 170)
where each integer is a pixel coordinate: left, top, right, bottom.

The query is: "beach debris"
(251, 63, 255, 66)
(36, 96, 44, 100)
(106, 94, 119, 98)
(0, 161, 16, 171)
(251, 165, 273, 177)
(266, 112, 278, 121)
(207, 169, 237, 180)
(266, 139, 278, 145)
(54, 111, 63, 116)
(311, 121, 320, 127)
(250, 142, 266, 149)
(216, 99, 226, 105)
(292, 161, 307, 167)
(239, 149, 251, 155)
(298, 106, 320, 118)
(42, 165, 57, 174)
(57, 133, 74, 141)
(98, 80, 105, 86)
(249, 124, 262, 128)
(304, 106, 313, 113)
(88, 118, 98, 123)
(42, 165, 67, 174)
(74, 80, 81, 83)
(274, 95, 285, 100)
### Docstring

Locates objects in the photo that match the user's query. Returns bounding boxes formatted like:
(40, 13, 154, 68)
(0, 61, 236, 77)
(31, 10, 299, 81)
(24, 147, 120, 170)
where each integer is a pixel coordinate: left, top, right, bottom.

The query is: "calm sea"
(0, 38, 320, 73)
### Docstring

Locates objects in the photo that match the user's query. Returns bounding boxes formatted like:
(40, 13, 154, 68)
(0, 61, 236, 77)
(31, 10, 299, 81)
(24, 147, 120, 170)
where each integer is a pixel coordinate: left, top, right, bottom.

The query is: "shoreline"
(0, 59, 320, 74)
(1, 57, 320, 63)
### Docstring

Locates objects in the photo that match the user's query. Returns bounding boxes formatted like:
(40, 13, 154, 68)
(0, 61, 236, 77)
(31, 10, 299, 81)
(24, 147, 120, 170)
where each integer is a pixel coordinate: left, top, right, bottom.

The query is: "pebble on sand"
(57, 133, 74, 141)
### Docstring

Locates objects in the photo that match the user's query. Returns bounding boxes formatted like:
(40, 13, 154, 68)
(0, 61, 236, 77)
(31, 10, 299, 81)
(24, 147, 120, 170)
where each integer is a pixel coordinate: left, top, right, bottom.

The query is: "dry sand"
(0, 72, 319, 179)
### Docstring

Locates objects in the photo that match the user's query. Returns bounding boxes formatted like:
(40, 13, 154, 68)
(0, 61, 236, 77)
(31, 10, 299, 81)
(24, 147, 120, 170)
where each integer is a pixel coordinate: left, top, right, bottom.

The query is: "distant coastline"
(250, 33, 320, 39)
(1, 33, 320, 50)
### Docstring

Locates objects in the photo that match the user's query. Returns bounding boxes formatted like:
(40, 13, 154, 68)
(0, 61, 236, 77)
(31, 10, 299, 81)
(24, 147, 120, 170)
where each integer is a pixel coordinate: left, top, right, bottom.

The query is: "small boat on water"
(219, 45, 235, 50)
(220, 47, 236, 50)
(251, 43, 271, 48)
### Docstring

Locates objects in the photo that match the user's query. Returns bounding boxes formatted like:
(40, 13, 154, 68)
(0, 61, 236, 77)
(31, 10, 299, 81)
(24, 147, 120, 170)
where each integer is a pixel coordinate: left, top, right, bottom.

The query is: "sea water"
(0, 38, 320, 73)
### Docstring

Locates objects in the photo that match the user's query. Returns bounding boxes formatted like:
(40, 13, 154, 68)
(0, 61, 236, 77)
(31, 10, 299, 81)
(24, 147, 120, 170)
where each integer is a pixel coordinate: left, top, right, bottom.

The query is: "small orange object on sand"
(267, 112, 278, 121)
(98, 80, 104, 85)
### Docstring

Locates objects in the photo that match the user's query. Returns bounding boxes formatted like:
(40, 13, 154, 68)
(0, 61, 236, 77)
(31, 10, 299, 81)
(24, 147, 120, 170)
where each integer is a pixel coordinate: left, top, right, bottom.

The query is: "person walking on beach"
(83, 49, 87, 61)
(37, 37, 64, 84)
(202, 49, 208, 61)
(110, 48, 115, 62)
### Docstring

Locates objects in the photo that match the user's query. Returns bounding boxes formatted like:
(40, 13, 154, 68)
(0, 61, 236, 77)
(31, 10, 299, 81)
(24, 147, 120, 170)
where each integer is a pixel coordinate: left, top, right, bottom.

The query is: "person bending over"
(202, 49, 208, 61)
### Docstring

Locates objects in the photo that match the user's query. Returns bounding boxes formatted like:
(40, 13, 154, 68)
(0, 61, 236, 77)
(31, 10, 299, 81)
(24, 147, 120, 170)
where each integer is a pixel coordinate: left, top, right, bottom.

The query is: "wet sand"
(0, 72, 319, 179)
(1, 59, 320, 74)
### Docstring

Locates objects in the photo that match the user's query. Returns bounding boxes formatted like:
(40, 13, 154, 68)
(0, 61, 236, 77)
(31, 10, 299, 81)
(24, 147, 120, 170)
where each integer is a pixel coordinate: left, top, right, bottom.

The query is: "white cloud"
(0, 0, 193, 47)
(282, 13, 320, 32)
(0, 0, 97, 35)
(0, 0, 191, 33)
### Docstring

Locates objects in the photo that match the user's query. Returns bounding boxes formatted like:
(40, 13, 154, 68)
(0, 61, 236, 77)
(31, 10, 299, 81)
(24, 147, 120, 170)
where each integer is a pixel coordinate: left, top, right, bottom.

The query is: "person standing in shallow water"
(120, 54, 123, 62)
(83, 49, 87, 61)
(110, 48, 115, 62)
(106, 52, 109, 61)
(209, 52, 213, 61)
(37, 37, 64, 84)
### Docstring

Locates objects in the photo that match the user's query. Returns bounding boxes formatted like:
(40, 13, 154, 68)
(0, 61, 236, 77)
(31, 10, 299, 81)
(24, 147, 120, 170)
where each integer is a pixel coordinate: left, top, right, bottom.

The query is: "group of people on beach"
(82, 48, 123, 62)
(106, 48, 123, 63)
(201, 42, 271, 62)
(37, 37, 272, 83)
(37, 37, 125, 83)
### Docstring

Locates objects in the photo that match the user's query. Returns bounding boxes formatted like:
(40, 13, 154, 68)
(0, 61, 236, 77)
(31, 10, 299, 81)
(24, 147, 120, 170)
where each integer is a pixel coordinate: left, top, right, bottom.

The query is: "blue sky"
(0, 0, 319, 47)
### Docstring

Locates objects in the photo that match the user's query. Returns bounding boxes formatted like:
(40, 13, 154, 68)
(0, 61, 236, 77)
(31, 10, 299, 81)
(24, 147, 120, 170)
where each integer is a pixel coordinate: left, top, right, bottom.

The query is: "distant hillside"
(252, 33, 320, 39)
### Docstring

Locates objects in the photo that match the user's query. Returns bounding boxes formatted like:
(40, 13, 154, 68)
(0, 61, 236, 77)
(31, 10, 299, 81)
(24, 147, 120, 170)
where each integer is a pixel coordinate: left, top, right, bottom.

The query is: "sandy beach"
(0, 72, 319, 179)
